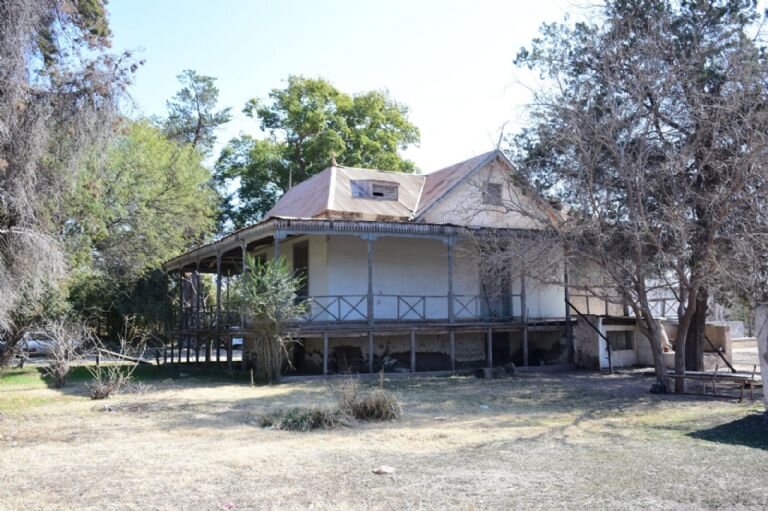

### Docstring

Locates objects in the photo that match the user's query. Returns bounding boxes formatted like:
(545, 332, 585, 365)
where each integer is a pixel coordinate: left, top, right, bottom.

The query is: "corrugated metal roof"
(414, 151, 498, 218)
(264, 168, 333, 219)
(264, 151, 499, 221)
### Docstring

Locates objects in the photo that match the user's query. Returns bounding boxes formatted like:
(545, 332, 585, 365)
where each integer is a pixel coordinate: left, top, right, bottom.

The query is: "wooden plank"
(368, 331, 374, 374)
(323, 332, 329, 376)
(487, 327, 493, 368)
(450, 330, 456, 373)
(447, 240, 455, 324)
(367, 236, 374, 326)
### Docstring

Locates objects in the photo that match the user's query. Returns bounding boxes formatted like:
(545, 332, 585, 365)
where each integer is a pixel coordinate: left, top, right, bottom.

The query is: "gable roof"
(412, 150, 499, 219)
(263, 150, 504, 222)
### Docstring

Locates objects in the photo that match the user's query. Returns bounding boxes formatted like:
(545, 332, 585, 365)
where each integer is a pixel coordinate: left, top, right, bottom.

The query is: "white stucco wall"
(252, 234, 568, 321)
(599, 324, 638, 369)
(420, 160, 544, 229)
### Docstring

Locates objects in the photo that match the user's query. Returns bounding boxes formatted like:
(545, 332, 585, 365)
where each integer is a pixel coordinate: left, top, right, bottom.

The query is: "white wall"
(252, 233, 569, 322)
(599, 324, 638, 369)
(421, 159, 544, 229)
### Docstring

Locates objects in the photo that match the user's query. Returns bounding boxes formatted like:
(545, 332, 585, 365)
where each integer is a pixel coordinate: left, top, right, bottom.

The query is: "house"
(162, 150, 639, 375)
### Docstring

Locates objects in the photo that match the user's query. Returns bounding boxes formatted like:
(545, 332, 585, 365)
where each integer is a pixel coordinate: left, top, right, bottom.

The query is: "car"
(21, 338, 55, 357)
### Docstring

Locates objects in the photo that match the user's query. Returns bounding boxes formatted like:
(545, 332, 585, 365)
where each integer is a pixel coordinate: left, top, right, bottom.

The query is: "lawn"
(0, 367, 766, 510)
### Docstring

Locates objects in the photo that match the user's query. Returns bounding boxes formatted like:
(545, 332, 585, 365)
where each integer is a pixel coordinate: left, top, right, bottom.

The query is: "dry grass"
(0, 369, 766, 510)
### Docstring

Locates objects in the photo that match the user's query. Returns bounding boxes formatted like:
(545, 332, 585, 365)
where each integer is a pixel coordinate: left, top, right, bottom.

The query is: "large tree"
(0, 0, 135, 360)
(509, 0, 768, 392)
(66, 120, 217, 336)
(216, 76, 420, 227)
(162, 69, 231, 154)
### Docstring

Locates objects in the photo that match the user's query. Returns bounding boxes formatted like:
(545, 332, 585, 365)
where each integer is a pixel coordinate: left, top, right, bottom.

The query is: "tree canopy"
(216, 76, 420, 228)
(0, 0, 135, 343)
(65, 120, 217, 335)
(509, 0, 768, 391)
(162, 69, 232, 154)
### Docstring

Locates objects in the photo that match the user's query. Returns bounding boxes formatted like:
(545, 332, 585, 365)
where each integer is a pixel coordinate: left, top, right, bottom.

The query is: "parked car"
(21, 338, 55, 357)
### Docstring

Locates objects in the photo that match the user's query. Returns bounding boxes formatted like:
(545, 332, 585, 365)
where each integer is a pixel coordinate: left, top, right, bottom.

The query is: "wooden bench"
(666, 365, 762, 402)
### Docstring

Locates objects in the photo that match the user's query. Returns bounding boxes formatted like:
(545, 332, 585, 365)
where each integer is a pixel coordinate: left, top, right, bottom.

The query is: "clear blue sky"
(108, 0, 582, 172)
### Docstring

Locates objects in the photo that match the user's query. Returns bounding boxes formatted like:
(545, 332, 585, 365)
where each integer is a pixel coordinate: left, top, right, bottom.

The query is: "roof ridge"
(327, 166, 337, 211)
(414, 150, 500, 220)
(411, 175, 427, 220)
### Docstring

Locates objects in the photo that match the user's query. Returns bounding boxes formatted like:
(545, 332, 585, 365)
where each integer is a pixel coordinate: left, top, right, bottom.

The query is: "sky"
(108, 0, 587, 172)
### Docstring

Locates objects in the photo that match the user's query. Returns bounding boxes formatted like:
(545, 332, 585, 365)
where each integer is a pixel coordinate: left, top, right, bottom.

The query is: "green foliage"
(67, 120, 216, 283)
(216, 76, 420, 227)
(240, 256, 307, 383)
(65, 120, 216, 335)
(162, 69, 231, 154)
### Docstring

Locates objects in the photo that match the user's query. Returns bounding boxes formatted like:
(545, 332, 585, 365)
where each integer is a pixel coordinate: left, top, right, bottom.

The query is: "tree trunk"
(755, 304, 768, 414)
(674, 289, 700, 394)
(685, 289, 707, 372)
(644, 317, 668, 393)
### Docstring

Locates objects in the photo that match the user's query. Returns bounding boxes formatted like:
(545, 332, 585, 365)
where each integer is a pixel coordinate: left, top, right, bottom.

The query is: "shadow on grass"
(1, 364, 251, 390)
(688, 413, 768, 450)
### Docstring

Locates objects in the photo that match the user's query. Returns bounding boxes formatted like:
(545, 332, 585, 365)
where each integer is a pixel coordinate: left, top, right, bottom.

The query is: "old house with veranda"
(163, 150, 683, 376)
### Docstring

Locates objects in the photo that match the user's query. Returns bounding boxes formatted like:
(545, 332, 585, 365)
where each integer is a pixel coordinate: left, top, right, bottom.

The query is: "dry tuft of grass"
(261, 376, 402, 430)
(346, 389, 402, 421)
(260, 406, 351, 431)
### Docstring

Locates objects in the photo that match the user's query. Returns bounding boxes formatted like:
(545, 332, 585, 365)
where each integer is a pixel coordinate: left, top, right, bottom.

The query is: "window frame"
(606, 329, 634, 351)
(482, 182, 503, 206)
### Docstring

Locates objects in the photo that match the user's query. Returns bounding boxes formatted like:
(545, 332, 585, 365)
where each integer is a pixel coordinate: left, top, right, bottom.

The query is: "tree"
(0, 0, 135, 358)
(216, 76, 420, 227)
(163, 69, 231, 154)
(240, 256, 307, 383)
(510, 0, 768, 392)
(65, 120, 217, 337)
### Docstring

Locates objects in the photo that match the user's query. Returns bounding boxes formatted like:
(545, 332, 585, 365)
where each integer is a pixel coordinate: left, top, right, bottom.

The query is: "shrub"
(347, 389, 402, 421)
(86, 365, 133, 400)
(260, 406, 350, 432)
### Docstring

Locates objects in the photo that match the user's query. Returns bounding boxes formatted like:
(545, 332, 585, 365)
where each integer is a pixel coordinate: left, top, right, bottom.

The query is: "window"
(351, 180, 368, 198)
(371, 183, 398, 200)
(606, 330, 634, 351)
(350, 180, 399, 200)
(482, 183, 502, 205)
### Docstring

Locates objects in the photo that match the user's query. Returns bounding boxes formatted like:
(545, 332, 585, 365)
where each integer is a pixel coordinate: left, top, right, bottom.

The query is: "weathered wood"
(97, 348, 152, 366)
(215, 250, 222, 362)
(323, 331, 329, 376)
(449, 330, 456, 373)
(487, 327, 493, 368)
(521, 273, 528, 367)
(447, 240, 455, 324)
(410, 328, 416, 372)
(368, 330, 374, 373)
(367, 236, 374, 326)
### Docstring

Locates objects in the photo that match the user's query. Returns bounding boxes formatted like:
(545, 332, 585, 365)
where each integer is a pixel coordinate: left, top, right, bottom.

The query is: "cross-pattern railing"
(174, 293, 525, 330)
(302, 295, 368, 322)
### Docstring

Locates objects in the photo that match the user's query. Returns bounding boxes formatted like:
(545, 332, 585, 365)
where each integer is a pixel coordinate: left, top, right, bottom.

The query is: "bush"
(260, 407, 350, 432)
(260, 378, 402, 432)
(86, 365, 133, 400)
(346, 389, 402, 421)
